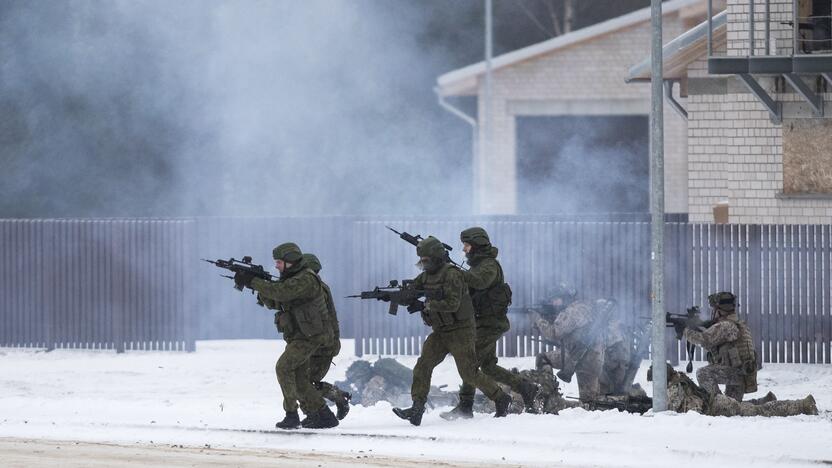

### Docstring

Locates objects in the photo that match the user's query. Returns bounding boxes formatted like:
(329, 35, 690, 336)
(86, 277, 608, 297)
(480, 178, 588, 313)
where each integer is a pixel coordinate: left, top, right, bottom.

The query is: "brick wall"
(475, 15, 688, 214)
(686, 59, 832, 223)
(726, 0, 795, 56)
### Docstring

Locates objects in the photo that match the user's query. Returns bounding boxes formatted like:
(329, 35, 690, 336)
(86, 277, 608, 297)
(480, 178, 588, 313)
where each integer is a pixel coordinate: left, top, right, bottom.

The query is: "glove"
(234, 270, 256, 290)
(407, 301, 425, 313)
(673, 322, 686, 339)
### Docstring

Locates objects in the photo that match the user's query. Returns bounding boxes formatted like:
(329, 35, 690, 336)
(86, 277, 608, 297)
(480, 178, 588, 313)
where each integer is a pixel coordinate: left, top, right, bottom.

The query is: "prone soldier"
(441, 227, 539, 420)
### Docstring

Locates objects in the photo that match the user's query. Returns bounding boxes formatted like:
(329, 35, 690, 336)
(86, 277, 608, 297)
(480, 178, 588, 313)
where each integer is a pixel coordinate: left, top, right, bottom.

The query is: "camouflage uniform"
(598, 317, 632, 395)
(301, 254, 351, 419)
(532, 299, 605, 401)
(454, 228, 534, 409)
(664, 366, 817, 417)
(410, 262, 508, 404)
(683, 292, 757, 402)
(250, 244, 333, 420)
(394, 237, 511, 425)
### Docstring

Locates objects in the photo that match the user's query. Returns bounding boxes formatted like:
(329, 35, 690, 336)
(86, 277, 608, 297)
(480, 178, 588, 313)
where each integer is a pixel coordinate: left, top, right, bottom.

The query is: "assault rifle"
(385, 226, 464, 269)
(347, 279, 443, 315)
(568, 394, 653, 415)
(666, 306, 713, 373)
(202, 256, 275, 292)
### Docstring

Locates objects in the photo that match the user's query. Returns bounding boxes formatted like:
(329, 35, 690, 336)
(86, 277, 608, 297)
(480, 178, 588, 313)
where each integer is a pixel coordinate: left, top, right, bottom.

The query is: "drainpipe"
(435, 87, 479, 212)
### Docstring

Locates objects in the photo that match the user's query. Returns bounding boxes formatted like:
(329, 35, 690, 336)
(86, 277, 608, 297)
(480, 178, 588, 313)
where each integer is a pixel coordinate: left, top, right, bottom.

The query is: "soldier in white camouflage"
(650, 364, 818, 417)
(683, 291, 757, 402)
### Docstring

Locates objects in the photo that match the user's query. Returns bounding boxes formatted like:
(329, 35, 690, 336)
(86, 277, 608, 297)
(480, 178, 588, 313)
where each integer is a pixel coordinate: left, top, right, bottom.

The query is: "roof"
(437, 0, 702, 96)
(625, 10, 727, 82)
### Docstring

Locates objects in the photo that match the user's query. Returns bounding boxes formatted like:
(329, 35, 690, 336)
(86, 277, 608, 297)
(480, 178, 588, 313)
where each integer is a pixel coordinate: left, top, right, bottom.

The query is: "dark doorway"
(516, 115, 649, 215)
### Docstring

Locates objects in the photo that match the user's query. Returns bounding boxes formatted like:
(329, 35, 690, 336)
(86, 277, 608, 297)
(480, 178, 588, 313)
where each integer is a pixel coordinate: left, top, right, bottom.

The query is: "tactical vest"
(708, 316, 758, 392)
(274, 269, 330, 339)
(469, 258, 513, 319)
(423, 263, 474, 330)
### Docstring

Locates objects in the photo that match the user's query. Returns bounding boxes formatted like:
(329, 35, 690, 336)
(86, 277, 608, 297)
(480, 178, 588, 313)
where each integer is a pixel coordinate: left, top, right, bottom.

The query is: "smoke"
(0, 0, 476, 217)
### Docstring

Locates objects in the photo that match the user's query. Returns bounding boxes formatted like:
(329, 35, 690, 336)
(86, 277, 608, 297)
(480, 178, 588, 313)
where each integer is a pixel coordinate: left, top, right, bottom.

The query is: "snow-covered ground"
(1, 340, 830, 467)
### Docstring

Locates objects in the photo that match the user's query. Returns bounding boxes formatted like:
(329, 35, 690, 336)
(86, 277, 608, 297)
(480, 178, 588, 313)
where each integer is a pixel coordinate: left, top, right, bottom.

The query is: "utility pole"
(481, 0, 493, 215)
(650, 0, 667, 412)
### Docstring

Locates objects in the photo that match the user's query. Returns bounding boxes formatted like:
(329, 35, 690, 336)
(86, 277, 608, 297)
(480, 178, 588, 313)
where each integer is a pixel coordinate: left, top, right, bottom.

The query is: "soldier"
(235, 242, 339, 430)
(683, 291, 757, 402)
(301, 253, 351, 421)
(530, 283, 607, 401)
(441, 227, 539, 420)
(392, 236, 513, 426)
(650, 364, 818, 417)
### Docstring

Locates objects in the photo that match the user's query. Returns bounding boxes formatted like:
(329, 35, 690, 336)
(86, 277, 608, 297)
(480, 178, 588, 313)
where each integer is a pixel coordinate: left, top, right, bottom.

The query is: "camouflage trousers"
(458, 325, 524, 403)
(696, 364, 745, 401)
(535, 346, 603, 401)
(308, 341, 348, 404)
(600, 342, 630, 395)
(709, 394, 816, 417)
(276, 334, 330, 414)
(412, 326, 507, 403)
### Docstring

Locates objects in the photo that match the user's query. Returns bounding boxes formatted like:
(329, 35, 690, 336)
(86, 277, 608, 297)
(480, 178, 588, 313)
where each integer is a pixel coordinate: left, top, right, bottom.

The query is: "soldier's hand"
(233, 271, 256, 289)
(407, 301, 425, 313)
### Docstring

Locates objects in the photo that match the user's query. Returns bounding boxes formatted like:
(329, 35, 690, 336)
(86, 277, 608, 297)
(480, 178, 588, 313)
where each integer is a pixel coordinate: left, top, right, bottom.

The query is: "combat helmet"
(460, 227, 491, 247)
(708, 291, 736, 313)
(547, 282, 577, 304)
(273, 242, 303, 263)
(416, 236, 446, 259)
(303, 253, 322, 273)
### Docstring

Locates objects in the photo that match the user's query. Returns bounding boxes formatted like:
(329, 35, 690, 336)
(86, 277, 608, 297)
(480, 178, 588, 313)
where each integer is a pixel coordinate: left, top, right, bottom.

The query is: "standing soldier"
(530, 283, 610, 401)
(235, 243, 339, 430)
(392, 236, 513, 426)
(684, 291, 758, 402)
(441, 227, 539, 420)
(302, 253, 352, 421)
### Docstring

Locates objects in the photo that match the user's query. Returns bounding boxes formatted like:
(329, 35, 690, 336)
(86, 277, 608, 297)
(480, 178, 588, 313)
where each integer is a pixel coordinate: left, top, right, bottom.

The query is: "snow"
(1, 340, 830, 467)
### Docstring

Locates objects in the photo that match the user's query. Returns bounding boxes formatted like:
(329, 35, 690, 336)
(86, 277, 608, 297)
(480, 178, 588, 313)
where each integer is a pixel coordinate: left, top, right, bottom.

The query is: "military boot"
(305, 405, 339, 429)
(440, 398, 473, 421)
(802, 394, 818, 415)
(494, 392, 513, 418)
(518, 380, 541, 413)
(748, 391, 777, 405)
(393, 400, 426, 426)
(275, 411, 301, 430)
(334, 390, 352, 420)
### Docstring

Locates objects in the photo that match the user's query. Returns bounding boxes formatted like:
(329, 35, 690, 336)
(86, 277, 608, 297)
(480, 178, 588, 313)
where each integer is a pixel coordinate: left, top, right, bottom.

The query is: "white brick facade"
(475, 18, 689, 214)
(686, 0, 832, 225)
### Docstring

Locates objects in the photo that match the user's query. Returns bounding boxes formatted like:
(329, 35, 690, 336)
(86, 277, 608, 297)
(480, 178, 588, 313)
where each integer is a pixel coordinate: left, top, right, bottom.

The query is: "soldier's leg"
(276, 338, 325, 414)
(445, 328, 507, 402)
(411, 332, 449, 403)
(575, 348, 602, 401)
(476, 327, 525, 393)
(712, 394, 818, 417)
(697, 365, 744, 400)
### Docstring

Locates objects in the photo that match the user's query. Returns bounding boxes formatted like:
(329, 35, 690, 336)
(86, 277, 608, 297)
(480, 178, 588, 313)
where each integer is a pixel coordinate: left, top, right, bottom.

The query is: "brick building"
(437, 0, 709, 216)
(628, 0, 832, 223)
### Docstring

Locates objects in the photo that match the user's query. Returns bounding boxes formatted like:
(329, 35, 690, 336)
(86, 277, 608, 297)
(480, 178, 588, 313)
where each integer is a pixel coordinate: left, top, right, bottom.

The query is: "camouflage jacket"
(462, 247, 510, 331)
(532, 300, 598, 348)
(251, 268, 331, 341)
(413, 263, 475, 332)
(683, 314, 755, 370)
